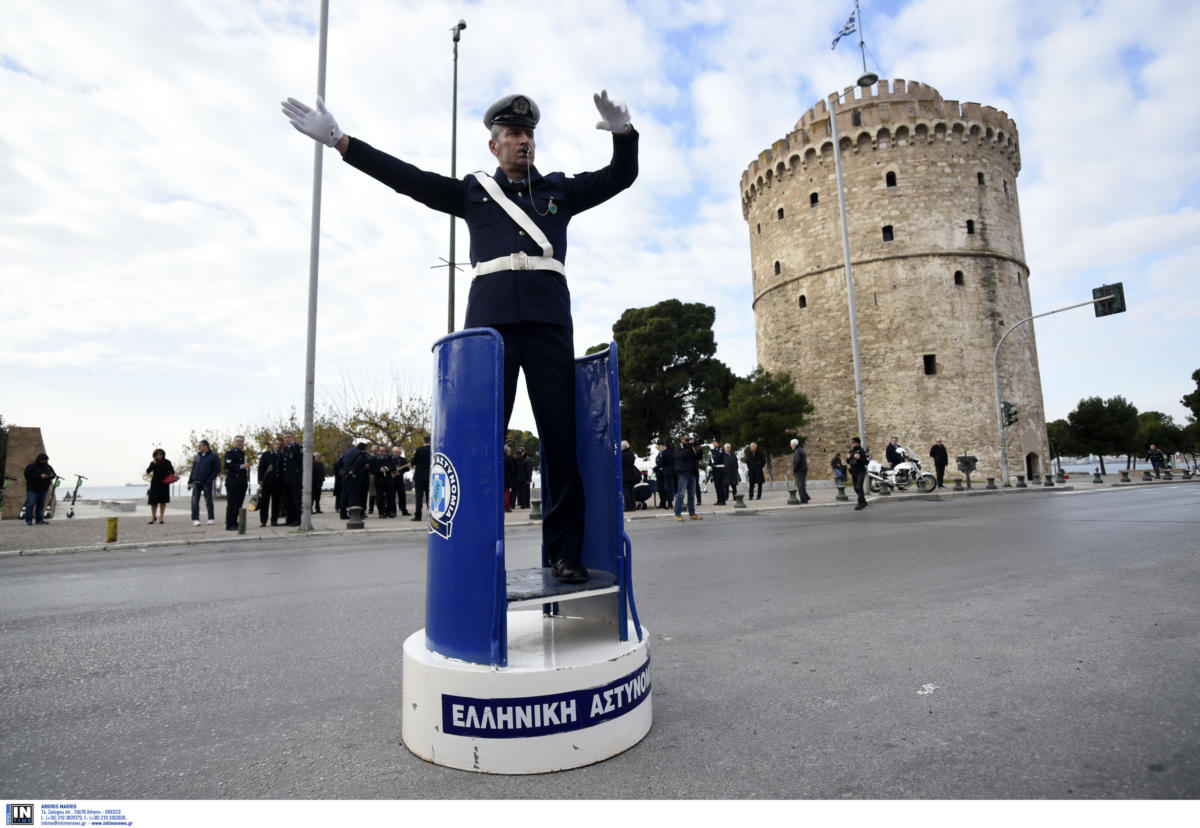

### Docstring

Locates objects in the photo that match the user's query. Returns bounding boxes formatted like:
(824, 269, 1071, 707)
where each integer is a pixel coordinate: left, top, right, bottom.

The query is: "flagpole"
(856, 0, 869, 76)
(300, 0, 330, 533)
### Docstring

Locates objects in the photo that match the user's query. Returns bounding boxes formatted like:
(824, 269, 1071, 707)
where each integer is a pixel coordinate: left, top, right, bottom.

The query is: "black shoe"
(551, 559, 589, 584)
(35, 520, 48, 524)
(854, 503, 865, 510)
(411, 516, 422, 522)
(226, 526, 238, 531)
(271, 521, 279, 526)
(339, 512, 349, 519)
(401, 511, 410, 516)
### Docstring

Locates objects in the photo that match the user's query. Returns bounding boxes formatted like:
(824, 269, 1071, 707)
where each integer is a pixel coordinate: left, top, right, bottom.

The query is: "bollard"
(346, 505, 365, 529)
(877, 483, 891, 496)
(1092, 471, 1103, 484)
(1163, 469, 1173, 480)
(1142, 470, 1153, 481)
(953, 478, 964, 492)
(1043, 474, 1054, 487)
(986, 477, 997, 490)
(1183, 470, 1193, 480)
(238, 508, 247, 535)
(1120, 469, 1130, 483)
(1016, 475, 1027, 488)
(786, 486, 800, 505)
(1055, 470, 1066, 484)
(734, 493, 747, 508)
(529, 497, 542, 521)
(835, 484, 848, 501)
(105, 517, 118, 543)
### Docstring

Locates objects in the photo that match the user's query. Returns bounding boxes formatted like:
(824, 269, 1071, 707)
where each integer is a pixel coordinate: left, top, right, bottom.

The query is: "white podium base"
(402, 611, 652, 774)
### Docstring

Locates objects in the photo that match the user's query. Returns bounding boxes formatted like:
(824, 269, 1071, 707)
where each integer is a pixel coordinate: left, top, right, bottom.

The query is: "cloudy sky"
(3, 0, 1198, 485)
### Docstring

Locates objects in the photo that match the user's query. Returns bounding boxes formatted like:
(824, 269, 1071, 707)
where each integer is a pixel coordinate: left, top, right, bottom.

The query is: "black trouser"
(658, 473, 675, 508)
(749, 480, 762, 499)
(312, 480, 324, 512)
(375, 474, 392, 516)
(225, 476, 247, 529)
(395, 476, 408, 514)
(413, 476, 429, 520)
(713, 470, 727, 504)
(935, 463, 946, 487)
(259, 482, 281, 524)
(282, 478, 302, 524)
(496, 322, 584, 567)
(851, 468, 867, 505)
(623, 480, 636, 511)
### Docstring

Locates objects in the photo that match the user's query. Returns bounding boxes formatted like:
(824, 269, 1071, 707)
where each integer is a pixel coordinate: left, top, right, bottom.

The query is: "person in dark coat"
(745, 442, 767, 500)
(929, 439, 949, 488)
(621, 441, 640, 512)
(886, 437, 904, 469)
(847, 438, 870, 510)
(145, 449, 174, 525)
(514, 447, 533, 509)
(280, 431, 304, 526)
(332, 454, 346, 519)
(372, 445, 395, 518)
(790, 438, 810, 503)
(710, 440, 728, 505)
(311, 452, 326, 513)
(223, 435, 250, 530)
(22, 453, 56, 525)
(188, 440, 220, 526)
(257, 439, 284, 526)
(390, 446, 410, 516)
(673, 435, 701, 520)
(281, 90, 638, 585)
(503, 444, 516, 512)
(654, 438, 676, 510)
(410, 434, 432, 522)
(1146, 444, 1165, 478)
(722, 443, 740, 502)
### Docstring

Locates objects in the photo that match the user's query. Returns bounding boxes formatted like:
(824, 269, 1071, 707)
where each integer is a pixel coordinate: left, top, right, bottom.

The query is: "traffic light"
(1002, 401, 1019, 427)
(1093, 282, 1126, 317)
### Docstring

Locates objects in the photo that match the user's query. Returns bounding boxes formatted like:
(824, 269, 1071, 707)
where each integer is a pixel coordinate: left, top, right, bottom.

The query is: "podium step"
(506, 567, 618, 609)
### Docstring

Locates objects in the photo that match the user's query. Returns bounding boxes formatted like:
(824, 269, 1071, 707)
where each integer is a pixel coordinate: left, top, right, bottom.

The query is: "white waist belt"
(474, 252, 566, 277)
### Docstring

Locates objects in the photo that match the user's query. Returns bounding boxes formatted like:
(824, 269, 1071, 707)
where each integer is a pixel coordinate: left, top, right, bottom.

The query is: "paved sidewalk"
(2, 473, 1192, 557)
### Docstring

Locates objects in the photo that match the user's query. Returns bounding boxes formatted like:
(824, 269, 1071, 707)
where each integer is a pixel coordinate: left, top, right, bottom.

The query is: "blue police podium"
(401, 328, 650, 773)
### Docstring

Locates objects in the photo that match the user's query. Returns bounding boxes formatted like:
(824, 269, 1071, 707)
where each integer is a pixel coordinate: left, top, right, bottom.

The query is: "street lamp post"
(827, 71, 877, 448)
(446, 19, 466, 334)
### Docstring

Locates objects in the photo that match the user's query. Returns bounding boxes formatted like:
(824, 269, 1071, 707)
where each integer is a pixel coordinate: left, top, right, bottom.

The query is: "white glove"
(593, 89, 631, 133)
(281, 96, 344, 147)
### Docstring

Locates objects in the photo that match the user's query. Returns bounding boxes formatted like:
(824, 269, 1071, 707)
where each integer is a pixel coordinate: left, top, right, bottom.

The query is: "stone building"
(740, 79, 1048, 481)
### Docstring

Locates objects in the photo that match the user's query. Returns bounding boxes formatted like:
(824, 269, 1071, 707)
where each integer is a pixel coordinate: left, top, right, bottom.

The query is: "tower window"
(954, 270, 964, 285)
(966, 219, 975, 234)
(852, 110, 862, 127)
(977, 171, 985, 185)
(777, 207, 784, 220)
(774, 261, 781, 275)
(885, 171, 897, 187)
(1004, 180, 1009, 199)
(756, 223, 761, 234)
(923, 354, 937, 375)
(798, 295, 807, 309)
(882, 225, 894, 242)
(810, 192, 819, 207)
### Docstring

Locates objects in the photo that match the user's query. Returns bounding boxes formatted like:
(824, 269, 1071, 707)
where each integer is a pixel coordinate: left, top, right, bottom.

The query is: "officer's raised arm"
(593, 89, 632, 135)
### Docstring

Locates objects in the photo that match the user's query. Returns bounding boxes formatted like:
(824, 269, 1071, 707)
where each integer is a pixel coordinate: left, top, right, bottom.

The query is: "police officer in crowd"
(282, 88, 638, 584)
(257, 438, 284, 526)
(847, 437, 870, 511)
(223, 434, 250, 530)
(312, 451, 326, 514)
(710, 439, 727, 505)
(339, 442, 370, 513)
(280, 431, 304, 526)
(372, 444, 396, 518)
(654, 438, 675, 510)
(391, 446, 411, 517)
(410, 434, 432, 523)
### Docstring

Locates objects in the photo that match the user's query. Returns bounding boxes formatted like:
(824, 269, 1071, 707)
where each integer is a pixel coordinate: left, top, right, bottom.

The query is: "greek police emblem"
(429, 452, 461, 538)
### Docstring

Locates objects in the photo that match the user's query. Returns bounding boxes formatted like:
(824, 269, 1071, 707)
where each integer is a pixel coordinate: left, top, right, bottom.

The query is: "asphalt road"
(2, 485, 1197, 799)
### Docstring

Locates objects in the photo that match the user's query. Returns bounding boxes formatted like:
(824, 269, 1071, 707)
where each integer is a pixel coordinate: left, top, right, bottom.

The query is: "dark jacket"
(340, 447, 369, 482)
(710, 446, 726, 480)
(312, 460, 326, 488)
(674, 443, 699, 477)
(189, 450, 220, 484)
(343, 130, 638, 329)
(886, 442, 904, 467)
(745, 448, 767, 484)
(281, 441, 304, 482)
(847, 444, 869, 470)
(792, 445, 808, 477)
(411, 445, 432, 483)
(723, 451, 740, 484)
(257, 450, 282, 488)
(930, 443, 949, 467)
(224, 447, 248, 481)
(24, 456, 56, 492)
(655, 447, 675, 478)
(621, 448, 640, 483)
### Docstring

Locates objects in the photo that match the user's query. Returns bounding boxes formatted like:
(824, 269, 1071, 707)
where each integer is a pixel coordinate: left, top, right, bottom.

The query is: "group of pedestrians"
(504, 445, 534, 512)
(331, 436, 431, 522)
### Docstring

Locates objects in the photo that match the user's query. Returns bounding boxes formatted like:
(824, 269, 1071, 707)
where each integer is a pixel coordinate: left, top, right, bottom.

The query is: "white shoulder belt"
(471, 171, 566, 277)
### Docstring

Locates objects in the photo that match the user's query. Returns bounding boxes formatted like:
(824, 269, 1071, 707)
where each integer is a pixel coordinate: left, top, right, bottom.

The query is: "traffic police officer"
(282, 89, 638, 583)
(223, 435, 250, 530)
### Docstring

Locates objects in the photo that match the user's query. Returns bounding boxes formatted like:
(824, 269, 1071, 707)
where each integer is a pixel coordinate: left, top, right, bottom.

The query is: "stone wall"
(741, 80, 1049, 480)
(2, 427, 47, 520)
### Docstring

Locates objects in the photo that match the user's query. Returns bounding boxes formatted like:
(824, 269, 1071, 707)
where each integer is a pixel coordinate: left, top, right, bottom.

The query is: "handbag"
(163, 473, 179, 485)
(247, 492, 261, 512)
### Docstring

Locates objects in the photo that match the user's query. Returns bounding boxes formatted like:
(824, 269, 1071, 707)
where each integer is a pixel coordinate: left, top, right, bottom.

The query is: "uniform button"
(518, 191, 523, 197)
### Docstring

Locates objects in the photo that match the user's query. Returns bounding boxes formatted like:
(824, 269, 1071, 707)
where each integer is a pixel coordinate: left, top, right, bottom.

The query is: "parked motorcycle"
(867, 446, 936, 493)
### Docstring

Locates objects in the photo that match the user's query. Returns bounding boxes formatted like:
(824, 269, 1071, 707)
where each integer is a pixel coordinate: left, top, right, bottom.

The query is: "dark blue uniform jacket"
(342, 130, 639, 329)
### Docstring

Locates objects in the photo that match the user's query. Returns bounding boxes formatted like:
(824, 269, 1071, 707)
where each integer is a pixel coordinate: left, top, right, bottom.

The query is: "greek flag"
(832, 11, 856, 50)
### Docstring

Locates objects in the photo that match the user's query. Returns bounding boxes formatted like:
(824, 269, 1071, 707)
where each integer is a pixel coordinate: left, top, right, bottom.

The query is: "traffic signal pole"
(993, 292, 1116, 486)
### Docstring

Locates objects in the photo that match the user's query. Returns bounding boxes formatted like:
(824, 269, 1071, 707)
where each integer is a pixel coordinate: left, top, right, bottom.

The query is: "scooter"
(42, 475, 64, 519)
(65, 473, 88, 518)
